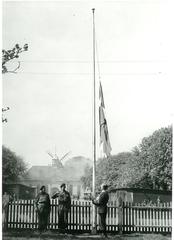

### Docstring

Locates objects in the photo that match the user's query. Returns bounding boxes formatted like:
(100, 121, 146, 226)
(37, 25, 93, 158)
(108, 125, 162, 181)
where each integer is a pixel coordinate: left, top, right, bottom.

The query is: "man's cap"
(101, 183, 108, 189)
(40, 185, 46, 190)
(60, 183, 66, 188)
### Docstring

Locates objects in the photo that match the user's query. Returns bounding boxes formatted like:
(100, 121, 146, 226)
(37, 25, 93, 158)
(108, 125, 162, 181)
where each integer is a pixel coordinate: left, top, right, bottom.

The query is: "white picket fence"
(6, 200, 172, 233)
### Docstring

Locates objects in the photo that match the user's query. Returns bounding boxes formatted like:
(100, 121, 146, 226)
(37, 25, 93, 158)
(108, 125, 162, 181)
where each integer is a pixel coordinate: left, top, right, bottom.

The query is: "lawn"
(2, 231, 171, 240)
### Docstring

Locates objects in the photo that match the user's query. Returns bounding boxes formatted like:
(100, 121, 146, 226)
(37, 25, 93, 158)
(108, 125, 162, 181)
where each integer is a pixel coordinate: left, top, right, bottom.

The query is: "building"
(3, 183, 36, 200)
(109, 188, 172, 204)
(21, 156, 92, 199)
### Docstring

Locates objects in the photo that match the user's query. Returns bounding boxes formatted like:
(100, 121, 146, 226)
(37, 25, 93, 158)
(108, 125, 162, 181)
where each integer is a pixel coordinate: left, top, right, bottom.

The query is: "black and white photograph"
(1, 1, 173, 239)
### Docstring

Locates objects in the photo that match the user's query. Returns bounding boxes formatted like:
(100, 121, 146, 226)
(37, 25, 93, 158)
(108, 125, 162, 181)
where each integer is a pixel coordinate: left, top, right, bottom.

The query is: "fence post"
(118, 197, 123, 234)
(3, 202, 9, 231)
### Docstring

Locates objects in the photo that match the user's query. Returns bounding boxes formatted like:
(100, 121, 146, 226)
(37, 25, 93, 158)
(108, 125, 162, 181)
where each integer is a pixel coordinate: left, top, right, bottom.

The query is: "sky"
(2, 0, 174, 167)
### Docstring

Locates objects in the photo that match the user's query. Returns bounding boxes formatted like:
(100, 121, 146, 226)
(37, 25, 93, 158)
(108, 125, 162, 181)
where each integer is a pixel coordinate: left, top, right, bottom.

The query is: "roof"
(24, 165, 83, 182)
(25, 166, 66, 182)
(23, 156, 92, 183)
(3, 183, 35, 190)
(109, 188, 172, 195)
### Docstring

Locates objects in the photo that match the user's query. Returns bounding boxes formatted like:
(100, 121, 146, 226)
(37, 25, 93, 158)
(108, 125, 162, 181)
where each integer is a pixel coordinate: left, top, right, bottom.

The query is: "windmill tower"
(47, 150, 71, 169)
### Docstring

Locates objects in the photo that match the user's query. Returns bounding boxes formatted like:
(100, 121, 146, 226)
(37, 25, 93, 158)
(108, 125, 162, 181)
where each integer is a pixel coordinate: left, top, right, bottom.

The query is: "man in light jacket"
(52, 183, 71, 233)
(92, 183, 109, 238)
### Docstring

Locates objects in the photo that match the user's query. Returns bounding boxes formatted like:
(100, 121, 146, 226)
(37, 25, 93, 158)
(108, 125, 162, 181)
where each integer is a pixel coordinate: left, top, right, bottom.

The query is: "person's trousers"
(58, 207, 68, 230)
(98, 212, 107, 233)
(37, 205, 49, 231)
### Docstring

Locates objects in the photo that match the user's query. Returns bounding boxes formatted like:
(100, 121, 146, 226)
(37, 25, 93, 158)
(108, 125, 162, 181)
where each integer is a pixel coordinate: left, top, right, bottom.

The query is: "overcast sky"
(2, 0, 173, 167)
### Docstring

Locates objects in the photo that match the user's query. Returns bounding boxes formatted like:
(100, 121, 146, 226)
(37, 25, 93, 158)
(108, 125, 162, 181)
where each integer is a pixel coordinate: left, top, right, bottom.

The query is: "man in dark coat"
(52, 183, 71, 233)
(35, 186, 51, 234)
(92, 183, 109, 238)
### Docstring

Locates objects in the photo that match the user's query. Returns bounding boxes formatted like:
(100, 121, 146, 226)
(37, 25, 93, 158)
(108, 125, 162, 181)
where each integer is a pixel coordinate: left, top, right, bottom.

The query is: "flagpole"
(92, 8, 97, 233)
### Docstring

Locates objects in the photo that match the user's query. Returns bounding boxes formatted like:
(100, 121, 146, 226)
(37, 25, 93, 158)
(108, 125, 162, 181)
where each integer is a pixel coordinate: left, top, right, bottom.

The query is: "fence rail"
(6, 200, 172, 233)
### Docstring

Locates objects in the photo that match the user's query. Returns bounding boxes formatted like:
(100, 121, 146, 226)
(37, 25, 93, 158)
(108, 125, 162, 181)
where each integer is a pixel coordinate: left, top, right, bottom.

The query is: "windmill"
(47, 150, 71, 169)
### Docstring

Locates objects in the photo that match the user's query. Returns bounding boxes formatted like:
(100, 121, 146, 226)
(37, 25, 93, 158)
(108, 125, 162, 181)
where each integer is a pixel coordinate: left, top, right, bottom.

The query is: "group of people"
(35, 183, 71, 234)
(34, 183, 109, 237)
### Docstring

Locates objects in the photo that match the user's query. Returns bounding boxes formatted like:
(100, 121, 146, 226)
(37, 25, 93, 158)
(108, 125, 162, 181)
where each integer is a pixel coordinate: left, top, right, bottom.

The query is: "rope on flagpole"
(91, 8, 97, 234)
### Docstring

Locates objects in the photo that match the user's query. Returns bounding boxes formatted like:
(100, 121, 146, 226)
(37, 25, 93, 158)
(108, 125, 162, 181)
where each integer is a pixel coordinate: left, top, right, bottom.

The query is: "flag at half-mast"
(99, 81, 112, 157)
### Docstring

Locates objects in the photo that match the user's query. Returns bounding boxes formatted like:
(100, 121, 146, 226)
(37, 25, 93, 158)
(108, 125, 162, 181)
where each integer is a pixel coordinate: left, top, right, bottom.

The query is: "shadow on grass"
(2, 230, 171, 240)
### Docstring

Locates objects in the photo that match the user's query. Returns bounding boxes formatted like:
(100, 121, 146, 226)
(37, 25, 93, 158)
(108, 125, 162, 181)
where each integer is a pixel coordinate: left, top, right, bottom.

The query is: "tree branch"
(6, 61, 21, 74)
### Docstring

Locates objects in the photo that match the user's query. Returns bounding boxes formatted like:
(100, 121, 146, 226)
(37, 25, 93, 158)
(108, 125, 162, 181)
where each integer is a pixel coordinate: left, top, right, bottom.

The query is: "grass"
(2, 230, 171, 240)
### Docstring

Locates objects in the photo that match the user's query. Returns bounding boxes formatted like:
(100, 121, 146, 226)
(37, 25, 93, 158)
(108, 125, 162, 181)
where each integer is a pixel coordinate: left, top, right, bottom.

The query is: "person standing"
(92, 183, 109, 238)
(2, 192, 11, 231)
(52, 183, 71, 233)
(35, 186, 51, 234)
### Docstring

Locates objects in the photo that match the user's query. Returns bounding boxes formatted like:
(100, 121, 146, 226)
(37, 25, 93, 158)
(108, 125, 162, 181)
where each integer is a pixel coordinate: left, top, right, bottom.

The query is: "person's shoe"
(58, 228, 65, 234)
(42, 230, 48, 235)
(101, 233, 108, 238)
(34, 230, 40, 235)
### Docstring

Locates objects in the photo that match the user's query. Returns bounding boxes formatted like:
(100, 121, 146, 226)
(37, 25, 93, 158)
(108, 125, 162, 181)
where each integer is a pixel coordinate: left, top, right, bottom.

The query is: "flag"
(99, 81, 105, 108)
(99, 82, 112, 157)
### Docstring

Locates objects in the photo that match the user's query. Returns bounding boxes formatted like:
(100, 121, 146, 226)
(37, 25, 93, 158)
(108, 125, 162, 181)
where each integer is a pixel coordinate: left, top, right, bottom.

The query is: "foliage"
(81, 152, 134, 191)
(2, 145, 28, 183)
(2, 107, 10, 123)
(2, 43, 28, 73)
(2, 43, 28, 122)
(81, 126, 172, 191)
(81, 164, 92, 189)
(131, 126, 172, 190)
(96, 152, 134, 190)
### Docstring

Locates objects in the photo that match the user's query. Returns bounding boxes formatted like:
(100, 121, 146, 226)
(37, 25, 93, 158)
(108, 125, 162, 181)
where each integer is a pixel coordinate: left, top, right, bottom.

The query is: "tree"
(2, 145, 28, 183)
(81, 152, 134, 191)
(2, 107, 10, 123)
(2, 43, 28, 122)
(81, 164, 92, 190)
(96, 152, 134, 190)
(131, 126, 172, 190)
(2, 43, 28, 74)
(81, 126, 172, 191)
